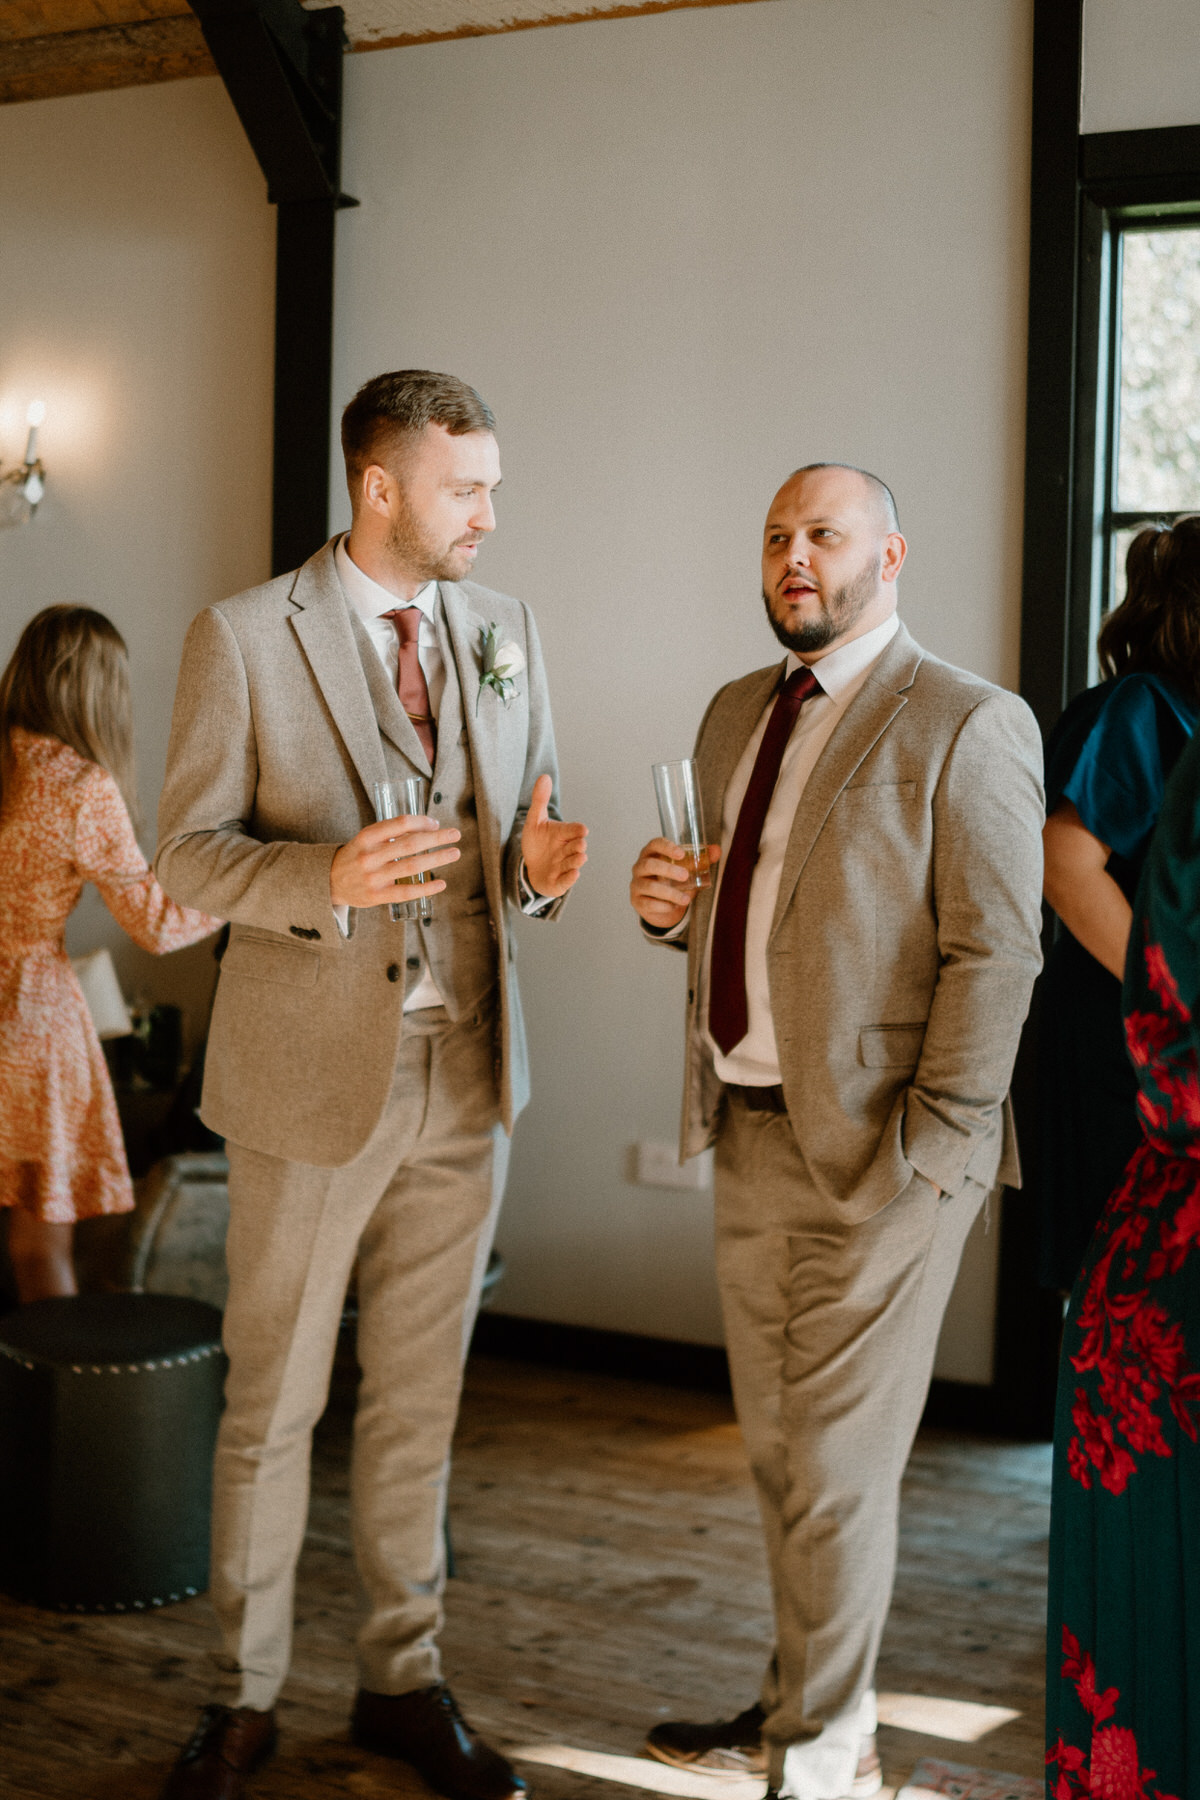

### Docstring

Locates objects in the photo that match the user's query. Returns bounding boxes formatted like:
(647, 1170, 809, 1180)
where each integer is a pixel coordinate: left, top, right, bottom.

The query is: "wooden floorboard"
(0, 1354, 1052, 1797)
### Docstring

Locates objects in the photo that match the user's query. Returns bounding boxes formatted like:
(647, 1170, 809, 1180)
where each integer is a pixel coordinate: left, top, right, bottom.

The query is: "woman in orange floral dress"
(0, 606, 220, 1302)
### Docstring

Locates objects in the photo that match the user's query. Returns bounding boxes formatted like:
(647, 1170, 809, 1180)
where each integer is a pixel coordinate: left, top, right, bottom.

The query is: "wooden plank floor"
(0, 1354, 1052, 1798)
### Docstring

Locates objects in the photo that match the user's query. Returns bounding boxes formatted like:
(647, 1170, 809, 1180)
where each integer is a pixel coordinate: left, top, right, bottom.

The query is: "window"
(1081, 213, 1200, 676)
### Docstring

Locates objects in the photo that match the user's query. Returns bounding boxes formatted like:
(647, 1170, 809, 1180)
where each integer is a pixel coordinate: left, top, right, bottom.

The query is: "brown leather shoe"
(351, 1683, 526, 1800)
(160, 1704, 278, 1800)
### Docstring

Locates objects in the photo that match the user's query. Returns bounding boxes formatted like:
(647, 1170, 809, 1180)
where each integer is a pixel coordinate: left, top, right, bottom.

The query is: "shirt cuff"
(333, 903, 351, 938)
(518, 859, 557, 916)
(642, 909, 690, 940)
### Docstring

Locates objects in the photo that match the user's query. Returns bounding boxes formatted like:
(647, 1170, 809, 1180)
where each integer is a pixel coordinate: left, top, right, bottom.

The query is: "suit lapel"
(288, 543, 393, 801)
(768, 624, 923, 940)
(441, 584, 505, 885)
(690, 662, 785, 983)
(700, 664, 783, 846)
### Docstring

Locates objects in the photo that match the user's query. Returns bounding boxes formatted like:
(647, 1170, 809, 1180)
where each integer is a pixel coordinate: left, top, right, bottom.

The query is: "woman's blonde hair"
(0, 605, 138, 820)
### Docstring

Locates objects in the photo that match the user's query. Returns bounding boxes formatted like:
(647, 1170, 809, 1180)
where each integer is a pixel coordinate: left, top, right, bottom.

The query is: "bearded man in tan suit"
(630, 464, 1043, 1800)
(154, 372, 587, 1800)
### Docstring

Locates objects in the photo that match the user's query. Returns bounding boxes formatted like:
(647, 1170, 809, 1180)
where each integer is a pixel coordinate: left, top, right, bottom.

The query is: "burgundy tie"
(382, 608, 437, 766)
(708, 665, 820, 1056)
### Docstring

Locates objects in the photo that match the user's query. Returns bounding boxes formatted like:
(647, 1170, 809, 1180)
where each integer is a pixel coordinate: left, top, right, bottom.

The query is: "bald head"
(787, 463, 899, 534)
(761, 463, 907, 660)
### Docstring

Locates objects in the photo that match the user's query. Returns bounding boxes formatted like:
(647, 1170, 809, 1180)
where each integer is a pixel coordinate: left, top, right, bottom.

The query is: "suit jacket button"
(386, 963, 401, 983)
(433, 791, 442, 804)
(406, 956, 420, 970)
(688, 988, 695, 1004)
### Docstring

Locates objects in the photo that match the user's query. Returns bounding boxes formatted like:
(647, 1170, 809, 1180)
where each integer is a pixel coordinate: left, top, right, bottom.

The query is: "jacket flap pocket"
(222, 936, 319, 989)
(858, 1023, 926, 1067)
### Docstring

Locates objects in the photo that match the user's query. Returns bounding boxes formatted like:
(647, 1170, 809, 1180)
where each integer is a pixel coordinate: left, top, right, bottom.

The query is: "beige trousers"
(713, 1096, 985, 1799)
(210, 1006, 507, 1711)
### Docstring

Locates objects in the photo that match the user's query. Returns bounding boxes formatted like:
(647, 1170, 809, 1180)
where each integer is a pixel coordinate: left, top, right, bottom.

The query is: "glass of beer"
(373, 777, 435, 922)
(652, 759, 711, 888)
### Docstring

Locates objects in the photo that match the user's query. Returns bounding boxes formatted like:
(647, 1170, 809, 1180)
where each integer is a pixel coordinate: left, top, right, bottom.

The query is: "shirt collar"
(786, 611, 900, 706)
(334, 533, 439, 626)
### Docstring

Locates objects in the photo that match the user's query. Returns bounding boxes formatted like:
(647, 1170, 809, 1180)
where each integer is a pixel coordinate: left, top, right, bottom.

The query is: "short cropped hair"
(341, 370, 495, 490)
(790, 463, 900, 534)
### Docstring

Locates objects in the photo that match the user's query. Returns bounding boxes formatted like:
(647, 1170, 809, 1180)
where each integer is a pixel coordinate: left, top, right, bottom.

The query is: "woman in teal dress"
(1046, 648, 1200, 1797)
(1038, 521, 1200, 1290)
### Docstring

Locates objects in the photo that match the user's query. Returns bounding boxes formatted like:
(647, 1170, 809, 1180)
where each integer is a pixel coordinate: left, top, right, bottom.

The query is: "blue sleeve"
(1061, 678, 1166, 860)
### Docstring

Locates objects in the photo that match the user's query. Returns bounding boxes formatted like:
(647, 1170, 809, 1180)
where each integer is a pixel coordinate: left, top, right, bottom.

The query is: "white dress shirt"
(332, 535, 549, 1011)
(335, 533, 446, 717)
(701, 612, 900, 1085)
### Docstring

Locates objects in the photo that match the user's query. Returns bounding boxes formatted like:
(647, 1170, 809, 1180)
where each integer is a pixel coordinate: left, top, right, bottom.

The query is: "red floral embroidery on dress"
(1144, 939, 1190, 1021)
(1047, 1628, 1178, 1800)
(1065, 942, 1200, 1493)
(1125, 1008, 1176, 1068)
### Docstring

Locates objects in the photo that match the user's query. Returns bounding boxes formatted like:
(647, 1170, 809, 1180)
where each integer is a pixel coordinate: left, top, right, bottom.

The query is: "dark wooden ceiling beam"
(0, 11, 211, 103)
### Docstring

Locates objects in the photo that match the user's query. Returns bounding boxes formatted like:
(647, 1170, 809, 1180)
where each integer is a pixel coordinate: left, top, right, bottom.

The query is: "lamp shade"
(70, 947, 133, 1040)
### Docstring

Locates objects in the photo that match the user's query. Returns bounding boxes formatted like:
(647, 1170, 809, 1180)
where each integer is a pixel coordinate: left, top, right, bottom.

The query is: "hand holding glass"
(651, 759, 711, 888)
(373, 778, 436, 922)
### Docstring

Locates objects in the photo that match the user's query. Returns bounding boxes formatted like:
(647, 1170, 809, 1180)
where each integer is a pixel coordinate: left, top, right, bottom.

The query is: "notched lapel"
(289, 545, 392, 801)
(440, 583, 518, 824)
(690, 662, 783, 986)
(768, 627, 923, 940)
(699, 664, 783, 843)
(441, 583, 507, 859)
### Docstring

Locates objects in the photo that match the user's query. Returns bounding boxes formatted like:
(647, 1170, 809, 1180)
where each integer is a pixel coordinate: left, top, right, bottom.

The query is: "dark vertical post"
(993, 0, 1087, 1439)
(273, 200, 337, 575)
(186, 0, 355, 576)
(1018, 0, 1085, 733)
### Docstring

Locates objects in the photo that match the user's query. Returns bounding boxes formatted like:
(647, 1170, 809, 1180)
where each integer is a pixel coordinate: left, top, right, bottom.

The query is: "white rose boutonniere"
(477, 622, 525, 713)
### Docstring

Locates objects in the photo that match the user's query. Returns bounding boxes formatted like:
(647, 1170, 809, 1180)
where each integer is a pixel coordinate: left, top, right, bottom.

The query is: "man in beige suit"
(154, 371, 586, 1800)
(630, 464, 1042, 1800)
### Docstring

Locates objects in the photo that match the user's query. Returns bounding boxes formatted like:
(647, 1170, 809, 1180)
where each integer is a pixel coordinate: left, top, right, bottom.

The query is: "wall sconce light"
(0, 402, 47, 529)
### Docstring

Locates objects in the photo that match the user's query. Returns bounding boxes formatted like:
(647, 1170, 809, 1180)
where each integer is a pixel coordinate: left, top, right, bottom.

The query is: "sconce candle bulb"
(23, 400, 46, 465)
(0, 397, 48, 527)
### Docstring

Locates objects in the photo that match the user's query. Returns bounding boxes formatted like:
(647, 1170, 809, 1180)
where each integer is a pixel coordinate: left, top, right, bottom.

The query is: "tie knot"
(383, 607, 422, 646)
(781, 665, 820, 707)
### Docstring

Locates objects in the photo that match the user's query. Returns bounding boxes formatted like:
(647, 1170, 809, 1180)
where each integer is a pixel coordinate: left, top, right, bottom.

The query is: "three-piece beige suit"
(156, 539, 563, 1709)
(660, 623, 1044, 1794)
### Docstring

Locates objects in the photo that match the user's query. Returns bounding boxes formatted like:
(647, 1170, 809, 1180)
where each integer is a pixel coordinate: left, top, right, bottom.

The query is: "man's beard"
(387, 497, 477, 583)
(763, 554, 880, 655)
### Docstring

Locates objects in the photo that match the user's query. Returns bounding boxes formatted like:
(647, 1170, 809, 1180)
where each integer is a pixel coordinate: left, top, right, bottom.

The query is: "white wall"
(1082, 0, 1200, 135)
(0, 78, 274, 1044)
(335, 0, 1034, 1349)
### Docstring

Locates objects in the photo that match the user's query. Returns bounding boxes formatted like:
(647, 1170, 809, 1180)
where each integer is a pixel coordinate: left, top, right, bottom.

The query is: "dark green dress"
(1045, 720, 1200, 1799)
(1037, 673, 1196, 1290)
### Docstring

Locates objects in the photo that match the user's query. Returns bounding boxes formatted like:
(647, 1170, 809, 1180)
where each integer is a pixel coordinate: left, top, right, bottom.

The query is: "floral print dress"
(1046, 722, 1200, 1800)
(0, 729, 219, 1222)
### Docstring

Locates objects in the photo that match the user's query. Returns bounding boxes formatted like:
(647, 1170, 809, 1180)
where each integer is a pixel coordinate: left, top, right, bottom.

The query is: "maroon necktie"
(708, 666, 820, 1056)
(382, 608, 437, 766)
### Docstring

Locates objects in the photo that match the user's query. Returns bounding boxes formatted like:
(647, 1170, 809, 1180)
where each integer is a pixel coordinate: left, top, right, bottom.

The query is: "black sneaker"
(645, 1703, 767, 1774)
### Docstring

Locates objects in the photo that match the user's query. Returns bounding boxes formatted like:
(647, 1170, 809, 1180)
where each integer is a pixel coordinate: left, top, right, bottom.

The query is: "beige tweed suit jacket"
(155, 539, 563, 1167)
(674, 623, 1045, 1220)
